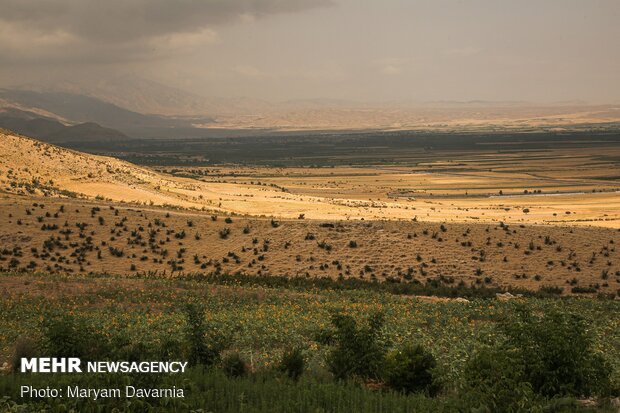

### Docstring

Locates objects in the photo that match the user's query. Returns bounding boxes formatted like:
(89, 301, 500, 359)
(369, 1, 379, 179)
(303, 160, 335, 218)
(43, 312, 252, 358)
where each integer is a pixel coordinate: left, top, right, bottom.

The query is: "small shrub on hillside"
(219, 228, 231, 239)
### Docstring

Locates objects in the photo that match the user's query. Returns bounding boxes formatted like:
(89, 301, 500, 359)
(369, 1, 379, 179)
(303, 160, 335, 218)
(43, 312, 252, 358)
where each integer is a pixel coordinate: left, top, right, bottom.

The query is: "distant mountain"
(52, 75, 276, 117)
(0, 111, 66, 138)
(0, 107, 129, 144)
(0, 88, 184, 128)
(44, 122, 129, 143)
(0, 88, 219, 138)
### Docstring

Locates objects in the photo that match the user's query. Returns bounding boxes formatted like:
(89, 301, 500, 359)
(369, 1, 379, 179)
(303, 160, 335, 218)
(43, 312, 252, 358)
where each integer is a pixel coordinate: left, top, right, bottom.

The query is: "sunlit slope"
(0, 130, 356, 218)
(2, 129, 620, 226)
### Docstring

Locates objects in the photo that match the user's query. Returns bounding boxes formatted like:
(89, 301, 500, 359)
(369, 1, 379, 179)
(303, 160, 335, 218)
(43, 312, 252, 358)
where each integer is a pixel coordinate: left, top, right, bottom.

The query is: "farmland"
(0, 272, 619, 412)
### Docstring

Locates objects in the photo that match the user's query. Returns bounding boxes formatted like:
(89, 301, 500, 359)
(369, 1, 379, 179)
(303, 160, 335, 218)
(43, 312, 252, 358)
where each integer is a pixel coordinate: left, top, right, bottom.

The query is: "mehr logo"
(21, 358, 82, 373)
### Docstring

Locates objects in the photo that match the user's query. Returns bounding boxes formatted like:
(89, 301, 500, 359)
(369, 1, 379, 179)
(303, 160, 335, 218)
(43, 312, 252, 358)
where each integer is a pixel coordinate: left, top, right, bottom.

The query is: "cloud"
(0, 0, 332, 62)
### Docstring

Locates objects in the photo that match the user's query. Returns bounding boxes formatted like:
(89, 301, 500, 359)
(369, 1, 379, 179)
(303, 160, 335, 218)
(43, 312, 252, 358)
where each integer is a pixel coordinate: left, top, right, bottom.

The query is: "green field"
(0, 272, 619, 412)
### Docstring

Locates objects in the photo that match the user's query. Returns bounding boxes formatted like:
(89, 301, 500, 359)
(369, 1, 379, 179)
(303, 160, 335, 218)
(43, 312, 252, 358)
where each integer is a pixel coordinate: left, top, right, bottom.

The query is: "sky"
(1, 0, 619, 103)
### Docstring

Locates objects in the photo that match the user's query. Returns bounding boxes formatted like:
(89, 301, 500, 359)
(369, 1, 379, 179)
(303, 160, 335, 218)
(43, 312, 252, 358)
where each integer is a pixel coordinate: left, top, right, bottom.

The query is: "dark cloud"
(0, 0, 332, 61)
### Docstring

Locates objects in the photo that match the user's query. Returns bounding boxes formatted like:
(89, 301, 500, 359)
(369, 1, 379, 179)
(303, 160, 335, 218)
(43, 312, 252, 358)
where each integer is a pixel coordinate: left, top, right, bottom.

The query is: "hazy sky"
(1, 0, 619, 103)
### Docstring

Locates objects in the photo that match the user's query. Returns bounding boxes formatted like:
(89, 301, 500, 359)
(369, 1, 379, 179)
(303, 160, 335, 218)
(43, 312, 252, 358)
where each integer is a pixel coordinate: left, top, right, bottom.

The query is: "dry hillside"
(0, 195, 618, 295)
(3, 130, 620, 227)
(1, 130, 620, 294)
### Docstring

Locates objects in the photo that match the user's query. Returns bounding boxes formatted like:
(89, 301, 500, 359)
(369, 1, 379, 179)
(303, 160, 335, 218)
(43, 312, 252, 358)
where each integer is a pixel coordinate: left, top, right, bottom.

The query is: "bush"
(183, 303, 227, 367)
(219, 228, 231, 239)
(42, 314, 107, 359)
(462, 347, 538, 413)
(326, 312, 387, 381)
(279, 348, 305, 380)
(383, 344, 440, 395)
(120, 341, 150, 362)
(459, 307, 612, 411)
(11, 337, 39, 372)
(222, 353, 247, 378)
(500, 308, 611, 398)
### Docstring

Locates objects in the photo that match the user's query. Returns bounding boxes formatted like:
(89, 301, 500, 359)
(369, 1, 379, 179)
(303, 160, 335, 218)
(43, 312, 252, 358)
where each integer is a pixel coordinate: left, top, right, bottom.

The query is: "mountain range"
(2, 75, 620, 144)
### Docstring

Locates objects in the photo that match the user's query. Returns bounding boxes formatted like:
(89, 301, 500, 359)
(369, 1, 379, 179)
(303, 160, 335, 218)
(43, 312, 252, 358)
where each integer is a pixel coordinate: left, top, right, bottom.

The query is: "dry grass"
(2, 131, 620, 226)
(1, 131, 620, 295)
(1, 195, 618, 295)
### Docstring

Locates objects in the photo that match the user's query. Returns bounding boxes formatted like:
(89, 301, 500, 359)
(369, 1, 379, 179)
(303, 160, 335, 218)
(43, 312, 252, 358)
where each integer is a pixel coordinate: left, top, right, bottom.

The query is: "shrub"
(538, 285, 563, 296)
(42, 314, 107, 359)
(11, 337, 39, 372)
(571, 286, 597, 294)
(318, 241, 332, 251)
(279, 348, 305, 380)
(326, 312, 387, 381)
(120, 341, 151, 363)
(459, 307, 612, 411)
(383, 344, 440, 395)
(222, 352, 247, 378)
(158, 337, 184, 360)
(183, 303, 226, 367)
(219, 228, 231, 239)
(462, 347, 538, 412)
(500, 308, 611, 398)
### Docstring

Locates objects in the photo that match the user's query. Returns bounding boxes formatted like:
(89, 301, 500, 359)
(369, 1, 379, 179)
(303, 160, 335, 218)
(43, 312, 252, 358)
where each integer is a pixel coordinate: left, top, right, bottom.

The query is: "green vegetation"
(0, 272, 618, 412)
(383, 344, 440, 396)
(72, 129, 620, 167)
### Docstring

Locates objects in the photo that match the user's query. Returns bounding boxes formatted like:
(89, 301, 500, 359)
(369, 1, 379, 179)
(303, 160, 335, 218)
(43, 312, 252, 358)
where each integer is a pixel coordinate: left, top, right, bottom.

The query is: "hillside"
(0, 114, 66, 138)
(44, 122, 129, 143)
(1, 131, 619, 295)
(0, 89, 200, 137)
(0, 108, 130, 144)
(0, 131, 337, 217)
(0, 130, 160, 198)
(3, 130, 620, 226)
